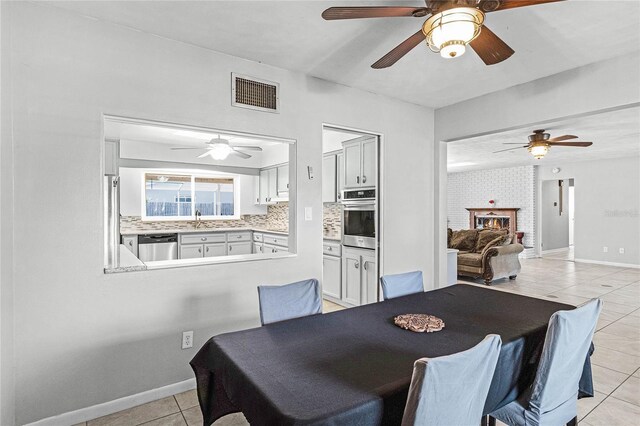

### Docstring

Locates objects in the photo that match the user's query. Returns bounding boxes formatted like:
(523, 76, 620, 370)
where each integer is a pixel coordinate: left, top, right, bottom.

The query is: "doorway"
(321, 124, 382, 310)
(541, 178, 574, 261)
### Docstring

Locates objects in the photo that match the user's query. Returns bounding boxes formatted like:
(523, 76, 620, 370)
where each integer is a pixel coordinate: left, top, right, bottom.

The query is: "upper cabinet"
(322, 155, 337, 203)
(257, 164, 288, 205)
(336, 152, 344, 201)
(104, 140, 119, 176)
(342, 136, 377, 189)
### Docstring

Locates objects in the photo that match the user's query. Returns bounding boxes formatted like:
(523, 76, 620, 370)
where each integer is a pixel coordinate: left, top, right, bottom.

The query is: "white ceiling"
(49, 0, 640, 108)
(447, 106, 640, 172)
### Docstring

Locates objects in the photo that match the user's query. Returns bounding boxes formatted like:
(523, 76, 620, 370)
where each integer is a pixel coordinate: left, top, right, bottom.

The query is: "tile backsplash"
(323, 203, 342, 236)
(121, 203, 289, 233)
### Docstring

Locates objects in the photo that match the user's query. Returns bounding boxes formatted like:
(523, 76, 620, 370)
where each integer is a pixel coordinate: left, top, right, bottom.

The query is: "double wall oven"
(341, 189, 376, 250)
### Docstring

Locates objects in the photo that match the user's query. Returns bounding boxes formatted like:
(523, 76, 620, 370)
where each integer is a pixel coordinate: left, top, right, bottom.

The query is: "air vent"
(231, 73, 280, 113)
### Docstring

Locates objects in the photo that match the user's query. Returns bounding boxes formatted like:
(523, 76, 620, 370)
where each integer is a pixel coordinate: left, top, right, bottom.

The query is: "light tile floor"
(80, 255, 638, 426)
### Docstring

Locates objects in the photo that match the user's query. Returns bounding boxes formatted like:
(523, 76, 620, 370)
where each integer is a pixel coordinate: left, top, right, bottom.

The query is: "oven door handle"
(343, 204, 375, 212)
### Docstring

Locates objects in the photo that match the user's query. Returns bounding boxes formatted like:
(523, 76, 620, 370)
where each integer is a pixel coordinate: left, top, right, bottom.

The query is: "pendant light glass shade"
(423, 7, 484, 59)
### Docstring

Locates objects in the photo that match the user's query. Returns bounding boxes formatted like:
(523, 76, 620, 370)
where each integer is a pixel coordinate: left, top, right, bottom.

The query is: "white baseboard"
(541, 247, 570, 255)
(24, 378, 196, 426)
(574, 258, 640, 269)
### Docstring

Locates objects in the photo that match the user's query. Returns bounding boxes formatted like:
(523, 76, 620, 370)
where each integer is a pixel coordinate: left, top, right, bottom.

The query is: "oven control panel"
(343, 189, 375, 200)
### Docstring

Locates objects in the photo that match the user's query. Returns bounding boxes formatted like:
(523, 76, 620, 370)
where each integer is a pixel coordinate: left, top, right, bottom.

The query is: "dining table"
(190, 284, 594, 426)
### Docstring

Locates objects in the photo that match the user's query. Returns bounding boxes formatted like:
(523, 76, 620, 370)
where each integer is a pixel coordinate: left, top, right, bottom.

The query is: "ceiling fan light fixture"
(423, 7, 484, 59)
(529, 144, 549, 160)
(207, 137, 233, 160)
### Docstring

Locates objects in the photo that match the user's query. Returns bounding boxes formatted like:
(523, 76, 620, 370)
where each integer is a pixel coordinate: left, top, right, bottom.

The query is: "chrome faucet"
(194, 210, 202, 229)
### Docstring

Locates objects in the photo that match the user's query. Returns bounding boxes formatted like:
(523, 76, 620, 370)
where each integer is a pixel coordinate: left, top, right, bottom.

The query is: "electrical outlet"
(182, 331, 193, 349)
(619, 248, 625, 254)
(603, 247, 608, 253)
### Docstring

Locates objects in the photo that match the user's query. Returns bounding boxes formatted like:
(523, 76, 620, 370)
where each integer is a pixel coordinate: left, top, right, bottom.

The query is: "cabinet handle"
(265, 197, 268, 202)
(237, 235, 242, 239)
(229, 246, 232, 251)
(356, 176, 360, 184)
(198, 248, 201, 253)
(354, 262, 359, 269)
(363, 261, 368, 270)
(327, 246, 332, 251)
(362, 176, 367, 184)
(338, 194, 341, 199)
(206, 247, 209, 253)
(201, 237, 207, 241)
(287, 183, 289, 189)
(128, 241, 132, 246)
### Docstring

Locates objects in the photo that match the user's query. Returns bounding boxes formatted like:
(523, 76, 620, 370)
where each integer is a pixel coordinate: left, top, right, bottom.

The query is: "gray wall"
(541, 179, 570, 251)
(2, 3, 437, 424)
(539, 159, 640, 266)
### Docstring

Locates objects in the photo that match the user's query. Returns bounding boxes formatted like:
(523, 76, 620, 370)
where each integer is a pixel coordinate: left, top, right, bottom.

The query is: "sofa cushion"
(474, 229, 508, 252)
(458, 253, 483, 267)
(450, 229, 478, 252)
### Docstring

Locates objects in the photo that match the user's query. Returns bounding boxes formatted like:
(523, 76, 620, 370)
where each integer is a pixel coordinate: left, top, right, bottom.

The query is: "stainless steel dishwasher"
(137, 234, 178, 262)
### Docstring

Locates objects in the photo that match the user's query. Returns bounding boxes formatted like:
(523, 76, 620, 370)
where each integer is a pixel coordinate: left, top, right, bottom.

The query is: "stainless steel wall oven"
(342, 189, 376, 249)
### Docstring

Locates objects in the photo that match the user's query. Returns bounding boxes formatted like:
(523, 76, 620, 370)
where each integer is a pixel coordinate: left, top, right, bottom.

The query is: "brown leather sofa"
(448, 228, 524, 285)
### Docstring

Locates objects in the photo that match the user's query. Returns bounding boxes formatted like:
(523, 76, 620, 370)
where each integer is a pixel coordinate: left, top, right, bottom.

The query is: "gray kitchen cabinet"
(254, 175, 261, 205)
(323, 255, 341, 299)
(322, 155, 337, 203)
(122, 235, 138, 258)
(104, 140, 119, 176)
(228, 241, 252, 255)
(361, 250, 378, 304)
(253, 242, 264, 254)
(336, 152, 344, 201)
(343, 141, 361, 189)
(342, 249, 362, 306)
(342, 136, 377, 189)
(277, 164, 289, 196)
(263, 243, 288, 254)
(259, 168, 277, 204)
(342, 247, 378, 306)
(180, 244, 204, 259)
(204, 242, 227, 257)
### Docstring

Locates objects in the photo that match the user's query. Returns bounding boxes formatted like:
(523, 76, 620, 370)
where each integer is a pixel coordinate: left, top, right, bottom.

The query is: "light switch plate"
(304, 207, 312, 221)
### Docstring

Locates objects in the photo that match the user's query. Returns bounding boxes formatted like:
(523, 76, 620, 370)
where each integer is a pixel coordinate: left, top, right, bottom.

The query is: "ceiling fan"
(322, 0, 565, 68)
(493, 129, 593, 159)
(170, 137, 262, 160)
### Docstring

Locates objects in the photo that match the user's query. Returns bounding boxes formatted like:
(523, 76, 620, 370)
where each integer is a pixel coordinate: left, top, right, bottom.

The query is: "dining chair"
(380, 270, 424, 300)
(401, 334, 502, 426)
(488, 298, 602, 426)
(257, 278, 322, 325)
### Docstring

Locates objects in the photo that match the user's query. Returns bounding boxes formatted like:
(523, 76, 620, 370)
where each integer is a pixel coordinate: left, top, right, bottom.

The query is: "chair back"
(257, 278, 322, 325)
(402, 334, 502, 426)
(380, 271, 424, 300)
(527, 299, 602, 417)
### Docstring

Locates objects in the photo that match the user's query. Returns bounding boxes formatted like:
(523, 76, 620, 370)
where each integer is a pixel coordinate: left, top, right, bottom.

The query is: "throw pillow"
(481, 235, 509, 254)
(474, 229, 508, 252)
(450, 229, 479, 252)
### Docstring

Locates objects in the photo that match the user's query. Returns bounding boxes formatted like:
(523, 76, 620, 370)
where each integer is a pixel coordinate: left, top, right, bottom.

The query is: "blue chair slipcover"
(402, 334, 502, 426)
(257, 278, 322, 326)
(380, 271, 424, 300)
(489, 298, 603, 426)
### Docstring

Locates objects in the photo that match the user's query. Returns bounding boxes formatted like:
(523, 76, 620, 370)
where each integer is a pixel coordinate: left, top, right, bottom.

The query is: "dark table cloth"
(190, 284, 594, 425)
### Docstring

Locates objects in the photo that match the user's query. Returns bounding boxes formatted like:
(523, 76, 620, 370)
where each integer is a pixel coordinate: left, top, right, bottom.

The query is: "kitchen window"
(142, 172, 239, 221)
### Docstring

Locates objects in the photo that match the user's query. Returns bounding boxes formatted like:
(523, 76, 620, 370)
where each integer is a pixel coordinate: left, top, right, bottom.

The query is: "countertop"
(121, 227, 289, 236)
(323, 233, 342, 242)
(105, 244, 147, 274)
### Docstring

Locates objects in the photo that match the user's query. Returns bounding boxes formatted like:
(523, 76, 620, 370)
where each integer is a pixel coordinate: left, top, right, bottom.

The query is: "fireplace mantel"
(467, 208, 519, 234)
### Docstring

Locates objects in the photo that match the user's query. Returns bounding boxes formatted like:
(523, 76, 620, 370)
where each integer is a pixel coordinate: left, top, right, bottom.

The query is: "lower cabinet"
(228, 241, 252, 255)
(342, 247, 377, 306)
(181, 244, 205, 259)
(322, 254, 341, 300)
(204, 242, 227, 257)
(253, 242, 264, 254)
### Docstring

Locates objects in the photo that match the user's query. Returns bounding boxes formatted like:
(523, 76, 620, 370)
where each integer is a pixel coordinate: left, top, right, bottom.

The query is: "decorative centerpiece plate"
(394, 314, 445, 333)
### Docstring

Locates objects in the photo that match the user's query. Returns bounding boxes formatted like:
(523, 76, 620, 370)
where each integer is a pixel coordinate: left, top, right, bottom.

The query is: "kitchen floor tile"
(578, 391, 607, 421)
(591, 346, 640, 375)
(590, 364, 630, 394)
(581, 396, 640, 425)
(139, 413, 186, 426)
(87, 397, 179, 426)
(174, 390, 198, 411)
(598, 321, 640, 340)
(610, 376, 640, 407)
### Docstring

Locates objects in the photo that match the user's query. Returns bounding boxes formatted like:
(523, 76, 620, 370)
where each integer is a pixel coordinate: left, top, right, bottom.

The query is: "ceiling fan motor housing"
(529, 130, 551, 143)
(478, 0, 502, 13)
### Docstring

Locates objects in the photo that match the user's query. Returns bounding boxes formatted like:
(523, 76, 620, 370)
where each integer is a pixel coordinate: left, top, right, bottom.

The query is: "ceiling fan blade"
(548, 134, 578, 142)
(170, 147, 205, 150)
(230, 149, 251, 159)
(470, 25, 514, 65)
(492, 0, 565, 12)
(493, 146, 528, 153)
(197, 151, 212, 158)
(502, 143, 528, 145)
(372, 30, 426, 69)
(547, 142, 593, 147)
(229, 145, 262, 151)
(322, 6, 429, 20)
